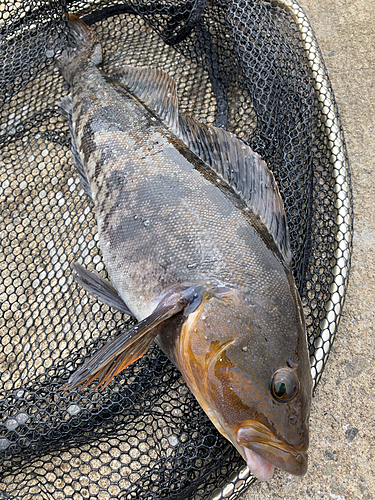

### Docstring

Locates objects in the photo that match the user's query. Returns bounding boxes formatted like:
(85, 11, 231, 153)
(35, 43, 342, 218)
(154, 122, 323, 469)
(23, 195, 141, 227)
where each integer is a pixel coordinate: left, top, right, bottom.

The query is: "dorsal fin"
(178, 114, 292, 266)
(109, 66, 291, 266)
(110, 66, 179, 133)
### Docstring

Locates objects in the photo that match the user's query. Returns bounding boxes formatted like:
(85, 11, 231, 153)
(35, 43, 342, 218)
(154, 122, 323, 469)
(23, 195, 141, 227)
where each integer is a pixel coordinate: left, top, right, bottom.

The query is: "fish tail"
(56, 14, 102, 84)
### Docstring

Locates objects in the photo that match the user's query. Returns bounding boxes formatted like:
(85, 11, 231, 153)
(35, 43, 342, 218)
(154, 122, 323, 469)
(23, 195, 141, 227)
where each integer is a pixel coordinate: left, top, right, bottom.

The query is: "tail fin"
(56, 14, 102, 84)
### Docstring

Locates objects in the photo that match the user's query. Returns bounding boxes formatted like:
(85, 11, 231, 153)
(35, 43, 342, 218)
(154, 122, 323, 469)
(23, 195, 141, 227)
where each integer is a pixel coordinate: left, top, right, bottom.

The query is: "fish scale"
(57, 14, 312, 482)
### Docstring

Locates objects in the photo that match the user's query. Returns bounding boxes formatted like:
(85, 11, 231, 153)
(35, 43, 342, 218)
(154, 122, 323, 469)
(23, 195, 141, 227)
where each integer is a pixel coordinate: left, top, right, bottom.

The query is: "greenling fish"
(56, 14, 312, 481)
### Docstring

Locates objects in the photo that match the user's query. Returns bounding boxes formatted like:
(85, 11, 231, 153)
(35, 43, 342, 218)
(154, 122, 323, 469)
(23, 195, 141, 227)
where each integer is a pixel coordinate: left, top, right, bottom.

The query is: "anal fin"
(59, 95, 93, 200)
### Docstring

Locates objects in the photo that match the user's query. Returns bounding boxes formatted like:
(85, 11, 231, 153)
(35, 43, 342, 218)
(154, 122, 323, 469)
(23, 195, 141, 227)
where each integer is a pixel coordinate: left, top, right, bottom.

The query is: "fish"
(56, 14, 313, 482)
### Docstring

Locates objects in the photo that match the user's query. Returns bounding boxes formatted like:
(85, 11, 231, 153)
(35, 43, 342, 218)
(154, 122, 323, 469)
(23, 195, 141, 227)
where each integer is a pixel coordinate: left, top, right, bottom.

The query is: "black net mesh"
(0, 1, 352, 499)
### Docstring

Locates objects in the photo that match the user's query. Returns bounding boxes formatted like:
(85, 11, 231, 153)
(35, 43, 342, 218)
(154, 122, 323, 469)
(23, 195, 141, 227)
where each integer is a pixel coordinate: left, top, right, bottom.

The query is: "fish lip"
(237, 421, 308, 476)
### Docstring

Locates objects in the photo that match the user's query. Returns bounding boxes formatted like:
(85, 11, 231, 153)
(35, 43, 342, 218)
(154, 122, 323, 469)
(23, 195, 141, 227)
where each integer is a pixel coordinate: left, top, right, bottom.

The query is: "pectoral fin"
(63, 283, 204, 391)
(72, 263, 134, 317)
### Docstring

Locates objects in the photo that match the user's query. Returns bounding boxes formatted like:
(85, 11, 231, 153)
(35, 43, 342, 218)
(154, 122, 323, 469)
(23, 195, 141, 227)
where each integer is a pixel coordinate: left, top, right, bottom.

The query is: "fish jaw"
(243, 447, 275, 481)
(237, 420, 308, 477)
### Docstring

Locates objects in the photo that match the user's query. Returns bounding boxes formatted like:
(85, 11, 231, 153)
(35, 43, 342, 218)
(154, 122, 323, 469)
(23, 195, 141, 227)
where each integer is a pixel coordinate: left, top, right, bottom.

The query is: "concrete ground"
(243, 0, 374, 499)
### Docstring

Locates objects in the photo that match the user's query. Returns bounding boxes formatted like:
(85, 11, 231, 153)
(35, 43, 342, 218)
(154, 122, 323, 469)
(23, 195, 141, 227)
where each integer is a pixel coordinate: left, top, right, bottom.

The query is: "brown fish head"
(173, 281, 313, 481)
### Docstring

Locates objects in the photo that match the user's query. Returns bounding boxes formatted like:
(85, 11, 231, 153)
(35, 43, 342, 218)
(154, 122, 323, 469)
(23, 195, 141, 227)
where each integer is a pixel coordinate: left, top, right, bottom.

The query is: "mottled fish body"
(57, 15, 312, 481)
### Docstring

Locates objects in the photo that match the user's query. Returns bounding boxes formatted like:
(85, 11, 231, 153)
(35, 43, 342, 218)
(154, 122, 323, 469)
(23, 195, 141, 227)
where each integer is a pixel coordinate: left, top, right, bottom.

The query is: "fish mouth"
(236, 421, 308, 479)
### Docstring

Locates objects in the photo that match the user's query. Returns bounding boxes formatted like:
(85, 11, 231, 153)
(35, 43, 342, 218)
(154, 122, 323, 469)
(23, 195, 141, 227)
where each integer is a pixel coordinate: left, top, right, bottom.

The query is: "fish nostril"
(289, 416, 297, 425)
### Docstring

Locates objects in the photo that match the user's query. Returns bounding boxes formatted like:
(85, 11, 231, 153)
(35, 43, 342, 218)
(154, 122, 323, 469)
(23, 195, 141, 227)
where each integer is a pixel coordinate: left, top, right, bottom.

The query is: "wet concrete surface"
(243, 0, 374, 499)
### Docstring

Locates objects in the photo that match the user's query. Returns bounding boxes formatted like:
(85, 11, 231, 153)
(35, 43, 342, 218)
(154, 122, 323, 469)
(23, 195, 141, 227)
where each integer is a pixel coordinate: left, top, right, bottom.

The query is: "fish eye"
(270, 368, 299, 403)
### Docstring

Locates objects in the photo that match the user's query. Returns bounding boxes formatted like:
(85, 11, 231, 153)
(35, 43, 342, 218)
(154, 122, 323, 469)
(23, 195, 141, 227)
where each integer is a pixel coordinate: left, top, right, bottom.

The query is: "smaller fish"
(56, 15, 312, 482)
